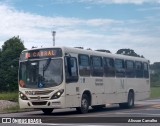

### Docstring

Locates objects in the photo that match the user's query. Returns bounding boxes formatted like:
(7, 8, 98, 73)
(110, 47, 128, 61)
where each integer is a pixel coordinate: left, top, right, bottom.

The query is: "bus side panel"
(78, 77, 106, 106)
(65, 82, 81, 108)
(114, 78, 128, 103)
(126, 78, 150, 101)
(92, 77, 106, 106)
(104, 78, 118, 104)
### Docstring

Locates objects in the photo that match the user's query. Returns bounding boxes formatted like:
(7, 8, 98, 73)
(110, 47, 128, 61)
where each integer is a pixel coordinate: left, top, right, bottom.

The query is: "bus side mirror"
(65, 57, 72, 83)
(66, 57, 74, 68)
(70, 59, 74, 67)
(65, 57, 78, 83)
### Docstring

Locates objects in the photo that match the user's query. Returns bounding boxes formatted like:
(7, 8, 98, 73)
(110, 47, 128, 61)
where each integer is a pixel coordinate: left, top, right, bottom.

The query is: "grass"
(0, 91, 35, 113)
(0, 92, 18, 102)
(150, 86, 160, 99)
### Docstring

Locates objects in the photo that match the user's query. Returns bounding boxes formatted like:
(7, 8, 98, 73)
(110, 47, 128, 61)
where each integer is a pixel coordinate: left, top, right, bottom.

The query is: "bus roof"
(62, 46, 149, 63)
(22, 46, 149, 63)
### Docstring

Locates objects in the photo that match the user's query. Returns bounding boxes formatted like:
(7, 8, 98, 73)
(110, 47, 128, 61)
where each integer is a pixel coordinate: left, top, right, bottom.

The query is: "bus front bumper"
(19, 97, 65, 109)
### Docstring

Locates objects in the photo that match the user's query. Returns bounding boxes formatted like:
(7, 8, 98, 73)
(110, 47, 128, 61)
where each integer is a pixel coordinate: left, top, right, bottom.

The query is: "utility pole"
(52, 31, 56, 46)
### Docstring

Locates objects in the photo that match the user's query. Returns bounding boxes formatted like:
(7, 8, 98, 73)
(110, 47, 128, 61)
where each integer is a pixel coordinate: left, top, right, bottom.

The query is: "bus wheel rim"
(82, 99, 88, 111)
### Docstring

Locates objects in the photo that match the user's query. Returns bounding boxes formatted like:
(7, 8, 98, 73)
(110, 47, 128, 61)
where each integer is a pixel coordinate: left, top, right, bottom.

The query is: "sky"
(0, 0, 160, 63)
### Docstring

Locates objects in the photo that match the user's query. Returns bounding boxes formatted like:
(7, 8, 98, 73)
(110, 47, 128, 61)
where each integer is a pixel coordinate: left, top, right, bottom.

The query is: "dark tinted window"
(65, 57, 78, 83)
(19, 59, 63, 88)
(103, 57, 115, 77)
(78, 54, 90, 76)
(144, 62, 149, 78)
(115, 59, 125, 77)
(91, 56, 103, 77)
(126, 60, 135, 78)
(135, 61, 143, 78)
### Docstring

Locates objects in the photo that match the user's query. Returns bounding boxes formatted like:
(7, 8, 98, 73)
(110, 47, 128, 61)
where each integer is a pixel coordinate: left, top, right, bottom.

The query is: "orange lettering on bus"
(40, 51, 43, 57)
(48, 51, 52, 56)
(33, 52, 37, 57)
(25, 53, 30, 59)
(37, 52, 40, 57)
(44, 51, 47, 56)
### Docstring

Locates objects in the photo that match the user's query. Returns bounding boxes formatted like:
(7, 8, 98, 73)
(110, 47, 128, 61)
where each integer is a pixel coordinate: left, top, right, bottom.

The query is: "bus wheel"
(41, 108, 53, 114)
(127, 91, 134, 108)
(76, 94, 89, 114)
(119, 91, 134, 109)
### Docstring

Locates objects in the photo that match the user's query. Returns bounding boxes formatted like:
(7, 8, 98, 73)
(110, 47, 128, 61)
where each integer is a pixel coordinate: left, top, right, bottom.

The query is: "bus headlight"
(19, 91, 28, 100)
(51, 89, 64, 99)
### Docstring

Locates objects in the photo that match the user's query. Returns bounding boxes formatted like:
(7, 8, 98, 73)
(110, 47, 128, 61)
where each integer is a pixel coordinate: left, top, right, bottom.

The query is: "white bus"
(18, 47, 150, 114)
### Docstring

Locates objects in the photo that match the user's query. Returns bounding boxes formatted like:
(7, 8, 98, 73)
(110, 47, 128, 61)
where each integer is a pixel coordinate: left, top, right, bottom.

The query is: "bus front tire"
(119, 91, 134, 109)
(41, 108, 54, 114)
(76, 94, 89, 114)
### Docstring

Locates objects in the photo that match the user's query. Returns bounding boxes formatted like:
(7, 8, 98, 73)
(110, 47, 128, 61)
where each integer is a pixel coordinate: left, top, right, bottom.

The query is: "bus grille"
(32, 101, 47, 106)
(29, 97, 50, 100)
(34, 90, 53, 95)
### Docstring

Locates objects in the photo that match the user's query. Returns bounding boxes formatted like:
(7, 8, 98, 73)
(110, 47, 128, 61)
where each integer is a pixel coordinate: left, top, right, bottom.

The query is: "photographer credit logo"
(2, 118, 11, 123)
(1, 118, 42, 124)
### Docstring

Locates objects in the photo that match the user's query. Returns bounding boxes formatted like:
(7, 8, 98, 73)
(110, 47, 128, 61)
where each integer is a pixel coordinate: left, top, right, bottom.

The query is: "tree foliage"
(0, 36, 25, 91)
(116, 48, 144, 58)
(150, 62, 160, 87)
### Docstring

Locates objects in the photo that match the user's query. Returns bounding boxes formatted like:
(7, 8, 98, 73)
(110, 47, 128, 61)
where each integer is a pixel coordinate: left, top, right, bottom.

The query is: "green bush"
(150, 87, 160, 99)
(0, 92, 18, 102)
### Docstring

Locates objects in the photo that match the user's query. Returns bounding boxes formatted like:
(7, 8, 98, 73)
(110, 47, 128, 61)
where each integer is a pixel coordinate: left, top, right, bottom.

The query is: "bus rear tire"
(119, 91, 134, 109)
(41, 108, 54, 114)
(76, 94, 89, 114)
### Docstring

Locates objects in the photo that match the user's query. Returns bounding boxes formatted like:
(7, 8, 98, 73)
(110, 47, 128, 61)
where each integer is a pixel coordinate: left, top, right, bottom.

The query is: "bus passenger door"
(115, 59, 126, 103)
(64, 55, 80, 107)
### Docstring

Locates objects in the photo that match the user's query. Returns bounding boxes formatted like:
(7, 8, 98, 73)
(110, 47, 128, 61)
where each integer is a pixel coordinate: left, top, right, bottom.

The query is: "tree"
(0, 49, 2, 90)
(0, 36, 25, 91)
(150, 62, 160, 87)
(116, 48, 143, 57)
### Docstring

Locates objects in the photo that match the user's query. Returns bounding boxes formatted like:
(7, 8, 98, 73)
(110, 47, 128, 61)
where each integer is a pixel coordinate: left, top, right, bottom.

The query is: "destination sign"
(20, 48, 62, 60)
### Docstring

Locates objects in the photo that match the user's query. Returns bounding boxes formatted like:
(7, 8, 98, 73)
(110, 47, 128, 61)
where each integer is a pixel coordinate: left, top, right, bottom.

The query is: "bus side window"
(144, 62, 149, 78)
(103, 57, 115, 77)
(91, 56, 103, 77)
(115, 59, 125, 77)
(135, 61, 143, 78)
(78, 54, 90, 76)
(125, 60, 135, 78)
(65, 57, 78, 83)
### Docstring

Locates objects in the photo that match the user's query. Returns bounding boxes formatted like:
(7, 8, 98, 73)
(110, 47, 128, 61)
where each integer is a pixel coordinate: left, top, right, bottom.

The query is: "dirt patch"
(0, 100, 18, 110)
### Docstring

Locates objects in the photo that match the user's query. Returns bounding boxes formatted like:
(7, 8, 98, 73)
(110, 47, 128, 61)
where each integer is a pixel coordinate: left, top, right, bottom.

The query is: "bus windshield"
(19, 58, 63, 88)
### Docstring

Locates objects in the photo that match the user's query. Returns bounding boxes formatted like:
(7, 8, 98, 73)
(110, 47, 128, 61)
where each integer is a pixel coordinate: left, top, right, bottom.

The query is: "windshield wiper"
(42, 58, 51, 78)
(38, 58, 51, 88)
(43, 58, 51, 72)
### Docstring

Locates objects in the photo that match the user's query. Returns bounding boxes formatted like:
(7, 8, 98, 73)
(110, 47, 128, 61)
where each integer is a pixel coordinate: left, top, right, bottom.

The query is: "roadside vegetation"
(0, 92, 18, 102)
(0, 104, 34, 114)
(0, 92, 34, 113)
(150, 63, 160, 98)
(150, 86, 160, 99)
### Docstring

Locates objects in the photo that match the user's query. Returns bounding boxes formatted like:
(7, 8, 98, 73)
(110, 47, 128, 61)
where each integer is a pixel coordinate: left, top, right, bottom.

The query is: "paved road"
(0, 99, 160, 126)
